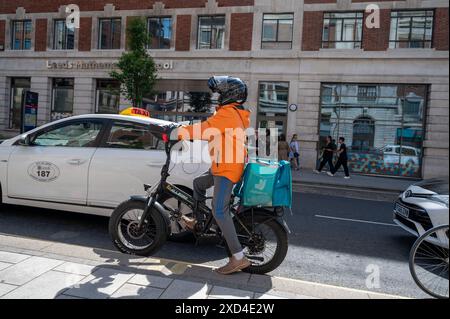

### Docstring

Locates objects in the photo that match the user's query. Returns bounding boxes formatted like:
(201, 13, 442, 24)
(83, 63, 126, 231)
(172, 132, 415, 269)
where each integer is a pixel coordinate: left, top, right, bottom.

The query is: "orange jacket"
(179, 103, 250, 183)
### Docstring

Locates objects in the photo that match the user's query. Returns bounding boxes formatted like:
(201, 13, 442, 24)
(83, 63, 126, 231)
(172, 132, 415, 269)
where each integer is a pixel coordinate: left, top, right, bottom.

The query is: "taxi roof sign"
(120, 107, 150, 118)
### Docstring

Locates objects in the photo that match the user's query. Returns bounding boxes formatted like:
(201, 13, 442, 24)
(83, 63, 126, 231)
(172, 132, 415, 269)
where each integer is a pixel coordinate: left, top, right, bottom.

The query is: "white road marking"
(315, 214, 399, 227)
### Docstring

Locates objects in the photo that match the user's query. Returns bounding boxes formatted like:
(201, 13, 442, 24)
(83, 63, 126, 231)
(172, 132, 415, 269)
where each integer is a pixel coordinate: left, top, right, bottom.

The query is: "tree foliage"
(110, 17, 157, 108)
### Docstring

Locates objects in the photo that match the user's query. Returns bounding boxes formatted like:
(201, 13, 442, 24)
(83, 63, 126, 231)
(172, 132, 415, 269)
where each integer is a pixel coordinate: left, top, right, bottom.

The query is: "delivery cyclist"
(175, 76, 251, 275)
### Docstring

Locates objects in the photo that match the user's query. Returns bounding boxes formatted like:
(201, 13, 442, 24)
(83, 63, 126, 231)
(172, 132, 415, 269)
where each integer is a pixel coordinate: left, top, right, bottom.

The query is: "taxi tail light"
(162, 133, 169, 143)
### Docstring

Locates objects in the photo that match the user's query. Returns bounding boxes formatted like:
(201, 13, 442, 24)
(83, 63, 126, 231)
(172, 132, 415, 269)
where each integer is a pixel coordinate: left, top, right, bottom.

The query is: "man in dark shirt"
(314, 135, 335, 174)
(328, 137, 350, 179)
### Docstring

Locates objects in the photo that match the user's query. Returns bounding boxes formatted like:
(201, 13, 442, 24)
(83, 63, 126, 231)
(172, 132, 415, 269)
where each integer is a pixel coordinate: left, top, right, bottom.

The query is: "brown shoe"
(215, 257, 251, 275)
(180, 215, 197, 231)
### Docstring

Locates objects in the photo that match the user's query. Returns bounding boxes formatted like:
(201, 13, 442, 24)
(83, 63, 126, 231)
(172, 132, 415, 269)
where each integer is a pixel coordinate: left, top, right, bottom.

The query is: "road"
(0, 192, 429, 298)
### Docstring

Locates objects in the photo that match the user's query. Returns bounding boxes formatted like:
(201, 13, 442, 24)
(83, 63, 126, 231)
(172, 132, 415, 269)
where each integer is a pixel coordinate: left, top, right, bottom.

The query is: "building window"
(96, 79, 120, 114)
(261, 13, 294, 49)
(11, 20, 32, 50)
(352, 116, 375, 151)
(9, 77, 30, 129)
(98, 18, 121, 49)
(197, 15, 226, 49)
(258, 82, 289, 115)
(320, 83, 428, 178)
(148, 17, 172, 49)
(322, 12, 363, 49)
(53, 20, 75, 50)
(106, 122, 163, 150)
(358, 85, 377, 102)
(389, 11, 434, 49)
(52, 78, 74, 115)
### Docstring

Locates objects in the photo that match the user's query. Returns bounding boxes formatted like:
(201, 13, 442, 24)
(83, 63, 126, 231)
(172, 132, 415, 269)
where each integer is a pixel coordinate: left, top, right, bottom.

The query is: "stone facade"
(0, 0, 448, 179)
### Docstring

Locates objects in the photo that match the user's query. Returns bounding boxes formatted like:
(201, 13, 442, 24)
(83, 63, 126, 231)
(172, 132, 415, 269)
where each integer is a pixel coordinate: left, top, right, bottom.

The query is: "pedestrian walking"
(314, 135, 335, 173)
(278, 134, 290, 162)
(289, 134, 300, 171)
(327, 137, 350, 179)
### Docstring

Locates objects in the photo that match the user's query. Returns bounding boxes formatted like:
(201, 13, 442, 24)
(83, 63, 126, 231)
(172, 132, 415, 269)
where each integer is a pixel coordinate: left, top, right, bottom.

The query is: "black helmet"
(207, 76, 248, 106)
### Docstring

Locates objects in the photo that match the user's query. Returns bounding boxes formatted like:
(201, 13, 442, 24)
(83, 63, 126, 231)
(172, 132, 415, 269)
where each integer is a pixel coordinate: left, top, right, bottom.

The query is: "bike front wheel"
(409, 224, 449, 299)
(109, 199, 168, 256)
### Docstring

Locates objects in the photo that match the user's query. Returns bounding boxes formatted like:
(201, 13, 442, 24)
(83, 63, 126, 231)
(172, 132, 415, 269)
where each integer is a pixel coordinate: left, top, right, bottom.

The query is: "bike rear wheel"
(230, 215, 288, 275)
(109, 199, 168, 256)
(409, 224, 449, 299)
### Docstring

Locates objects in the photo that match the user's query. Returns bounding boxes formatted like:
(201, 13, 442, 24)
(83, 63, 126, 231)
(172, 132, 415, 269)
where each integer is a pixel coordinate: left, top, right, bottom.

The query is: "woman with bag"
(289, 134, 300, 171)
(278, 134, 290, 162)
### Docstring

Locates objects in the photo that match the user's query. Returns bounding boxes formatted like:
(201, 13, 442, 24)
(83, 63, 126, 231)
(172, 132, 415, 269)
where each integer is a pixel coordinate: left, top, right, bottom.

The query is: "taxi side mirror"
(17, 134, 31, 146)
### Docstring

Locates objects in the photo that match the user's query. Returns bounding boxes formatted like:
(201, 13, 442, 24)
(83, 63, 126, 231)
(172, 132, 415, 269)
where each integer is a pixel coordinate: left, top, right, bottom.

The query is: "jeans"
(193, 170, 242, 255)
(331, 157, 349, 177)
(318, 157, 334, 172)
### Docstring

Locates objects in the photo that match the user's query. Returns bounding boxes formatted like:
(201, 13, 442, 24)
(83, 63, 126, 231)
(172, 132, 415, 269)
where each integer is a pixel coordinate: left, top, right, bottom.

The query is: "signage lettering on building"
(155, 61, 174, 70)
(46, 61, 118, 70)
(46, 60, 174, 70)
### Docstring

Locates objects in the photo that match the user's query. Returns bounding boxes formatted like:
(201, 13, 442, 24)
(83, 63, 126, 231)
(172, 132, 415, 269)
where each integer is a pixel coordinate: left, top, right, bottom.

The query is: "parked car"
(381, 145, 421, 166)
(393, 178, 449, 237)
(0, 114, 210, 218)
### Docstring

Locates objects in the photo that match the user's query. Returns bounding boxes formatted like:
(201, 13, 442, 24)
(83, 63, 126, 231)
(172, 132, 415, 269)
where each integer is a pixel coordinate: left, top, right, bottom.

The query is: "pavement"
(291, 169, 416, 201)
(0, 237, 407, 299)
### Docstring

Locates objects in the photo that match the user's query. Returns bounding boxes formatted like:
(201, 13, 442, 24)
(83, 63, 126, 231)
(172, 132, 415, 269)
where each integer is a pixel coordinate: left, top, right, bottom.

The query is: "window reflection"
(198, 16, 225, 49)
(142, 91, 217, 123)
(320, 83, 427, 177)
(258, 82, 289, 114)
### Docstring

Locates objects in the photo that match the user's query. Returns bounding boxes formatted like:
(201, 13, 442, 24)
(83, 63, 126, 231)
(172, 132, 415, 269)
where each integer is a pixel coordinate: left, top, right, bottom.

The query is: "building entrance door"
(10, 77, 30, 130)
(257, 115, 287, 136)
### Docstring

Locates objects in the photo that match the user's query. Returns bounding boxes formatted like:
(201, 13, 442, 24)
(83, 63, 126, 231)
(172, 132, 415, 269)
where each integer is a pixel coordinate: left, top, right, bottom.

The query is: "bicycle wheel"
(109, 199, 167, 256)
(230, 215, 288, 274)
(409, 224, 449, 299)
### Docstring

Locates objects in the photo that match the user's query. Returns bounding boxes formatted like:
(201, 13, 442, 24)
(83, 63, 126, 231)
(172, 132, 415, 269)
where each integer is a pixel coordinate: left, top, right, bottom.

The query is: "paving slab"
(0, 256, 63, 286)
(254, 293, 286, 299)
(63, 267, 135, 299)
(128, 273, 173, 289)
(0, 283, 17, 297)
(41, 243, 147, 266)
(182, 265, 251, 289)
(209, 286, 254, 299)
(160, 279, 211, 299)
(54, 262, 96, 276)
(0, 262, 12, 271)
(110, 283, 164, 299)
(0, 251, 30, 264)
(255, 290, 317, 299)
(55, 294, 84, 299)
(2, 271, 85, 299)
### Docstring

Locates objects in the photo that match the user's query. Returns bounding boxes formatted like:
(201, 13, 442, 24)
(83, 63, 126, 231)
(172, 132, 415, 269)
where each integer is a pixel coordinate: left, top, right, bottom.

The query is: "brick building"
(0, 0, 448, 179)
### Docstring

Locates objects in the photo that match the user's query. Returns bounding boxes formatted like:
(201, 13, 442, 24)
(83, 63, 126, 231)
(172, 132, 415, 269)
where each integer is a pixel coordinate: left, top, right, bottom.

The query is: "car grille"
(398, 199, 434, 231)
(394, 214, 418, 233)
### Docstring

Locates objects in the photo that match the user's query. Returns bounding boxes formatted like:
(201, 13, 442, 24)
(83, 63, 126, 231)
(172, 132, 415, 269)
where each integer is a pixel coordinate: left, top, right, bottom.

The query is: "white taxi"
(0, 113, 210, 217)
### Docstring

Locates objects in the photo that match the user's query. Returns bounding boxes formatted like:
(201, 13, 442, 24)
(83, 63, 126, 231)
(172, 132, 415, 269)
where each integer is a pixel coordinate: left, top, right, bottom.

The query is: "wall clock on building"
(289, 104, 298, 112)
